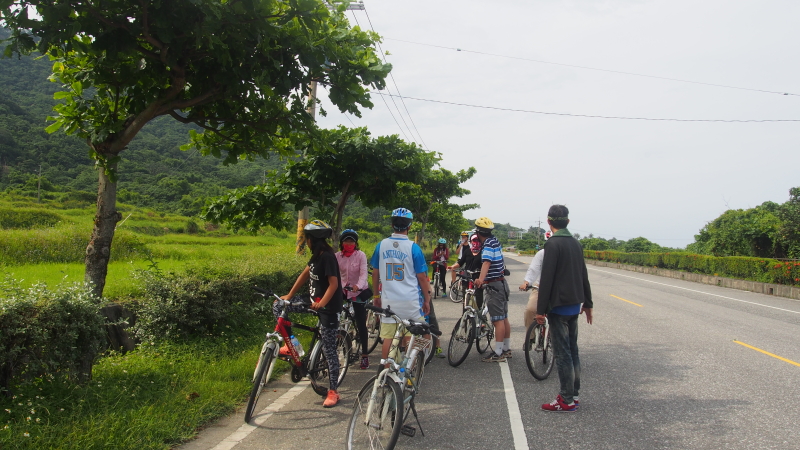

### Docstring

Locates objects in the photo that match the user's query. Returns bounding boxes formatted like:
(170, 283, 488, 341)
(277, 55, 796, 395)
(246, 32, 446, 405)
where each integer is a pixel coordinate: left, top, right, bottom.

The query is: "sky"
(314, 0, 800, 248)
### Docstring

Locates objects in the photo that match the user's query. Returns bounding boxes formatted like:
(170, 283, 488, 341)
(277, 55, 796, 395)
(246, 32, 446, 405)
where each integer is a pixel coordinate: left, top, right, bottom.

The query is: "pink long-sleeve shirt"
(335, 249, 368, 300)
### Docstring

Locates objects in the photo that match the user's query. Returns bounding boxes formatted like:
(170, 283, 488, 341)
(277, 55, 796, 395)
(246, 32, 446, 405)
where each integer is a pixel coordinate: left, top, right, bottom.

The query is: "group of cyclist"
(278, 203, 592, 415)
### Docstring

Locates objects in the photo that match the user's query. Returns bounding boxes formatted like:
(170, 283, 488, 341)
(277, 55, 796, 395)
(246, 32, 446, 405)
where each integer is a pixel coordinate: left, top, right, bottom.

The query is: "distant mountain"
(0, 29, 279, 215)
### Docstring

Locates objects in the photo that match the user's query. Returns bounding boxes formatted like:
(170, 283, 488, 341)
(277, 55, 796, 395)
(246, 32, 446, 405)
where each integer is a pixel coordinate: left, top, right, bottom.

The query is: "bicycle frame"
(363, 307, 434, 428)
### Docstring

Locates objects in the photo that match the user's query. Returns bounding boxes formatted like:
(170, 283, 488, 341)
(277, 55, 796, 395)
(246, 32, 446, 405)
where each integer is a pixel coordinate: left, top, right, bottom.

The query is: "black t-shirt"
(308, 251, 344, 316)
(457, 251, 482, 277)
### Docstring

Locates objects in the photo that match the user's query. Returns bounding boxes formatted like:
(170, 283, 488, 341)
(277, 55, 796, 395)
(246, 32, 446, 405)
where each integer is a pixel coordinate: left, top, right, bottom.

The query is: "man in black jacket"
(536, 204, 593, 412)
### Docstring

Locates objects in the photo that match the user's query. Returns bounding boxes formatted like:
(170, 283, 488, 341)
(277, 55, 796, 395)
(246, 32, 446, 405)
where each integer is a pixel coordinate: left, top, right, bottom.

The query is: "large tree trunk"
(85, 161, 122, 298)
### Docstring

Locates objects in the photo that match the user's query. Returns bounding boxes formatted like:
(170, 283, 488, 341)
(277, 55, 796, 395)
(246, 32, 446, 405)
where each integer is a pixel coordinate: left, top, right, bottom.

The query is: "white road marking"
(588, 267, 800, 315)
(212, 381, 309, 450)
(499, 361, 529, 450)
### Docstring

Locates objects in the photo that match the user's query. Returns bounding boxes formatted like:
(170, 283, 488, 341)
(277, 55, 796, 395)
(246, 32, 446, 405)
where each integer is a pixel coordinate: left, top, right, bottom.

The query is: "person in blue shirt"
(536, 205, 593, 412)
(473, 217, 512, 362)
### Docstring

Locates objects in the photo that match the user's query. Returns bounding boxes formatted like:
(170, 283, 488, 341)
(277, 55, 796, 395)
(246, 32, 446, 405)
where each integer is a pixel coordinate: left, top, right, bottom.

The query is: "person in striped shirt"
(473, 217, 512, 362)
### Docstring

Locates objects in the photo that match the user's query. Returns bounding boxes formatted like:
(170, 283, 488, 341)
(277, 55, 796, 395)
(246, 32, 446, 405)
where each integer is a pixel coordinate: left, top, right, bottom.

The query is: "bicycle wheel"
(524, 322, 554, 380)
(244, 345, 275, 423)
(308, 330, 353, 396)
(346, 375, 404, 450)
(365, 308, 382, 354)
(475, 313, 494, 355)
(449, 281, 465, 303)
(447, 315, 474, 367)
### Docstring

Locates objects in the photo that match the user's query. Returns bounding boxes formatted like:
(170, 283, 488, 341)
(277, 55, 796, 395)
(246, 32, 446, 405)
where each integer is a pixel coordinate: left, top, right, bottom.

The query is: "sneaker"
(435, 347, 445, 358)
(502, 349, 513, 359)
(574, 397, 580, 409)
(323, 390, 340, 408)
(279, 345, 290, 356)
(441, 293, 448, 298)
(481, 352, 506, 362)
(541, 395, 576, 412)
(360, 356, 370, 370)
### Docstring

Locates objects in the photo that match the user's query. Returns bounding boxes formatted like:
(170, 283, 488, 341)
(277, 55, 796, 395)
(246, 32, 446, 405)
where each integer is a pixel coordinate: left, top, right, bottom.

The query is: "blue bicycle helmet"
(390, 207, 413, 231)
(340, 229, 359, 242)
(437, 238, 447, 244)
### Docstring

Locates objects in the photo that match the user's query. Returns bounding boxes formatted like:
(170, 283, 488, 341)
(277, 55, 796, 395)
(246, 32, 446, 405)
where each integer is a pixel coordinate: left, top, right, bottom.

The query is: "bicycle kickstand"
(403, 398, 425, 437)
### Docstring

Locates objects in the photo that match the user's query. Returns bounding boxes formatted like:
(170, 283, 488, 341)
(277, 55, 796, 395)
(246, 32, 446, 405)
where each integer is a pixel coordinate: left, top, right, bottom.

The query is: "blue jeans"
(548, 313, 581, 404)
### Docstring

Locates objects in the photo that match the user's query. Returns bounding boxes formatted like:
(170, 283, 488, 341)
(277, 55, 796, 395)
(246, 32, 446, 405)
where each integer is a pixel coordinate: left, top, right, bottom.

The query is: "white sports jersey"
(371, 234, 427, 322)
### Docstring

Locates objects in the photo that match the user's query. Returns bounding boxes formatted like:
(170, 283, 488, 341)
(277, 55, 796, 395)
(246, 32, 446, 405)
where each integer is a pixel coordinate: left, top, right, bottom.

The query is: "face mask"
(470, 240, 481, 253)
(342, 242, 356, 252)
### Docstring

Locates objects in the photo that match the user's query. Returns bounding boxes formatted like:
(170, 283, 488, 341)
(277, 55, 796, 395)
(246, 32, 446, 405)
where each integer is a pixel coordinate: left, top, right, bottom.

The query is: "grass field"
(0, 197, 317, 448)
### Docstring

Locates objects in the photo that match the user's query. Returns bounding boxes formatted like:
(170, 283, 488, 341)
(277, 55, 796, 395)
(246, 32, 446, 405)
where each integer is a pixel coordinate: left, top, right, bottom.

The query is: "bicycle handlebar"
(365, 304, 442, 337)
(253, 286, 314, 310)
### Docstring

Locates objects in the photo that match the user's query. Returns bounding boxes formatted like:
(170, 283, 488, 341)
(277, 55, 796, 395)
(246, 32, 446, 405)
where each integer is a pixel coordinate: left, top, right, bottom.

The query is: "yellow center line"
(733, 340, 800, 368)
(609, 294, 643, 307)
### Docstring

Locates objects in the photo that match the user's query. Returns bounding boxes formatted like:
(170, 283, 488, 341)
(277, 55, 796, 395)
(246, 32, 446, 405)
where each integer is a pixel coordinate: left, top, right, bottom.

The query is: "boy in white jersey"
(370, 207, 431, 363)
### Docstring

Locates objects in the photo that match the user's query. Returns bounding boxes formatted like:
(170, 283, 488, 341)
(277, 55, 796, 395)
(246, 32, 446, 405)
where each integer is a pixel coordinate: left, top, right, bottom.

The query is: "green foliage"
(0, 337, 266, 449)
(131, 254, 305, 342)
(396, 166, 478, 245)
(689, 202, 784, 257)
(0, 279, 106, 392)
(580, 237, 610, 251)
(585, 250, 800, 285)
(204, 126, 438, 238)
(777, 187, 800, 258)
(623, 236, 661, 253)
(0, 207, 63, 229)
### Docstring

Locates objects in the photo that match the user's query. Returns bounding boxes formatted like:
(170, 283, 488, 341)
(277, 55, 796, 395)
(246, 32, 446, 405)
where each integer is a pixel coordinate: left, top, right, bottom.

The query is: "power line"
(362, 7, 430, 149)
(346, 13, 412, 142)
(373, 92, 800, 123)
(386, 38, 800, 98)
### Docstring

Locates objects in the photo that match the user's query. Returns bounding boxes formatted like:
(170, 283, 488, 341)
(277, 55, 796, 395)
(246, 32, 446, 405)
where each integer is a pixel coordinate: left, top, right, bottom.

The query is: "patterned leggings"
(319, 323, 340, 391)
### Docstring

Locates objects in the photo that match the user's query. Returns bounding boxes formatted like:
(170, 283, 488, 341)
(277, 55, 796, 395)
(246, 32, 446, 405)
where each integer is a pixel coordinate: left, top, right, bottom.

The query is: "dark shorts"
(485, 279, 510, 321)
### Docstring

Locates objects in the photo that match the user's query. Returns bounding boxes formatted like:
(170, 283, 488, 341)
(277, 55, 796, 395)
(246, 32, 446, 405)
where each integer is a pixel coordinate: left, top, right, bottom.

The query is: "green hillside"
(0, 29, 280, 216)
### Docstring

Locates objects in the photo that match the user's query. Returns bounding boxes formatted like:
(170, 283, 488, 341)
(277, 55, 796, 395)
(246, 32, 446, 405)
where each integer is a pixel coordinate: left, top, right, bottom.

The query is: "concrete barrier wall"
(586, 259, 800, 302)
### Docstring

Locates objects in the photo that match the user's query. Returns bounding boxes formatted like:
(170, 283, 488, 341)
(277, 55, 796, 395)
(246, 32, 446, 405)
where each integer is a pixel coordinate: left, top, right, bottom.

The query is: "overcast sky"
(314, 0, 800, 248)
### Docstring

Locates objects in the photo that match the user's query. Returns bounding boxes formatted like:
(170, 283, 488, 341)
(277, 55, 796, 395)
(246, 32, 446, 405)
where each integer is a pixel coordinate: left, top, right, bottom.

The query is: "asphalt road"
(178, 256, 800, 450)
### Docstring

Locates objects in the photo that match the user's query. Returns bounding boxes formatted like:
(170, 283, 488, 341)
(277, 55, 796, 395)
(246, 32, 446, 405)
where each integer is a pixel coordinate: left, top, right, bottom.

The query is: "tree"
(778, 187, 800, 258)
(203, 127, 437, 244)
(689, 202, 784, 257)
(623, 237, 658, 253)
(394, 167, 478, 246)
(580, 237, 610, 251)
(1, 0, 390, 296)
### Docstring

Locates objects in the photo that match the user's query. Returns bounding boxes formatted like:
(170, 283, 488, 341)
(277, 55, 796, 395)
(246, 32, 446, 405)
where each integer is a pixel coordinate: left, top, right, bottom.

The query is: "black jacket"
(537, 234, 593, 314)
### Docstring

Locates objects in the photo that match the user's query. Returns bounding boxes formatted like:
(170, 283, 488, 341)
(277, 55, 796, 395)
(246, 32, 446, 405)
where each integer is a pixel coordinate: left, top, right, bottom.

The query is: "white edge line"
(212, 381, 310, 450)
(499, 361, 529, 450)
(588, 267, 800, 315)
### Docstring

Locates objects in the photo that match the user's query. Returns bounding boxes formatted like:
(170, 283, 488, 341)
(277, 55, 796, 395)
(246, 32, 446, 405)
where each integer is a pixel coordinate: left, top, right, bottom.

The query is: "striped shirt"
(481, 236, 505, 280)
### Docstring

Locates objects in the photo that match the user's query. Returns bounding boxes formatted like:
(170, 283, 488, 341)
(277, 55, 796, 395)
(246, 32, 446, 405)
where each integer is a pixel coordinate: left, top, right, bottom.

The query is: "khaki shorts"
(379, 315, 427, 340)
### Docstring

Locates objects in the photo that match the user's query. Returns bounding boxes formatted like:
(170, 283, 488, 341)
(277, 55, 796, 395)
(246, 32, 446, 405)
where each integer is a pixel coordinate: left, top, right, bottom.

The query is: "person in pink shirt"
(335, 229, 371, 369)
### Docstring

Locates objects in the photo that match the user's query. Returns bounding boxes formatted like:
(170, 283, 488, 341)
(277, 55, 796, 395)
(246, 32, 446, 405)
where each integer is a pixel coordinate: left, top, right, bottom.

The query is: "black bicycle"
(522, 286, 554, 380)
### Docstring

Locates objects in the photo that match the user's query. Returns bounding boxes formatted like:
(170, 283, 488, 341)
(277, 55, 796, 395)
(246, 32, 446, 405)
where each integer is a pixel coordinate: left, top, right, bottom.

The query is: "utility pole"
(294, 81, 318, 254)
(536, 218, 542, 250)
(295, 1, 364, 254)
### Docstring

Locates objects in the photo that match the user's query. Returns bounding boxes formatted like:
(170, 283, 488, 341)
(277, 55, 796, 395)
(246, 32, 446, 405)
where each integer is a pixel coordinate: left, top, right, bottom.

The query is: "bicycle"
(523, 286, 554, 380)
(447, 276, 495, 367)
(246, 286, 353, 423)
(428, 260, 448, 299)
(448, 269, 467, 303)
(345, 304, 442, 450)
(341, 286, 381, 363)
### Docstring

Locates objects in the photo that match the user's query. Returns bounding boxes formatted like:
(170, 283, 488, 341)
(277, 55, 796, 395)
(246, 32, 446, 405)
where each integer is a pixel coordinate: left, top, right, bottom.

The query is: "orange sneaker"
(323, 390, 340, 408)
(279, 345, 290, 356)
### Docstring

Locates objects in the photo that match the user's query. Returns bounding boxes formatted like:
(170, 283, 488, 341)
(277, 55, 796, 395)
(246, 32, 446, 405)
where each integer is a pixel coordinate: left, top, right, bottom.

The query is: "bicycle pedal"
(401, 425, 416, 437)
